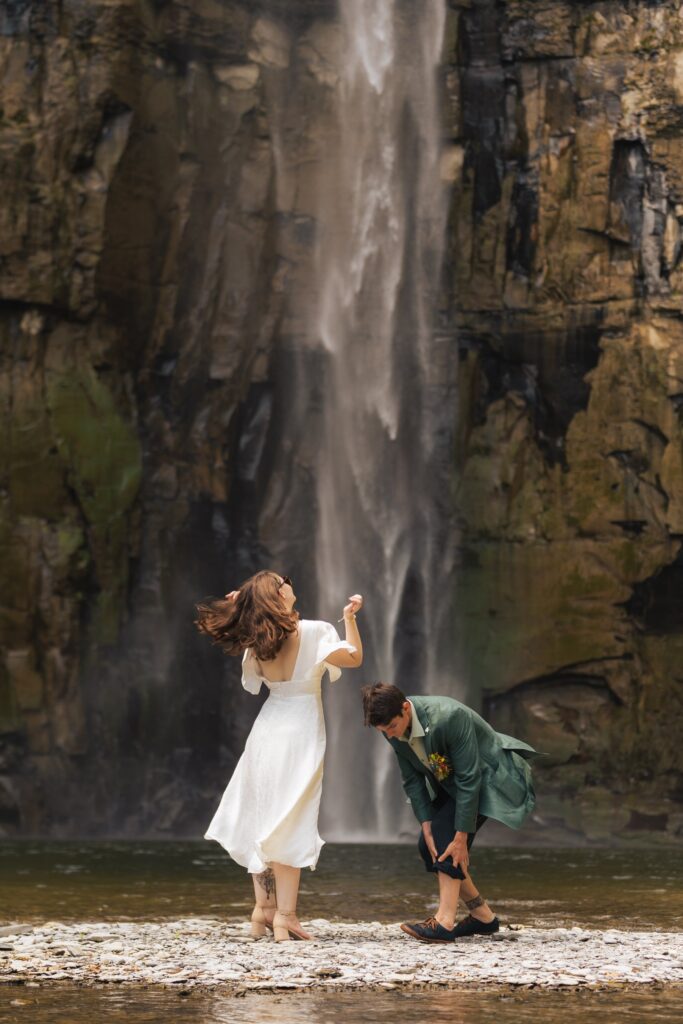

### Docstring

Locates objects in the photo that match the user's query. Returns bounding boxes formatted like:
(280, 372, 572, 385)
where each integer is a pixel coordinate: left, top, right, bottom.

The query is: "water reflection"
(0, 841, 682, 932)
(1, 986, 681, 1024)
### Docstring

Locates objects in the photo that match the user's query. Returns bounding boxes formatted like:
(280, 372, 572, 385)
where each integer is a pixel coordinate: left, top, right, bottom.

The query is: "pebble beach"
(2, 918, 682, 993)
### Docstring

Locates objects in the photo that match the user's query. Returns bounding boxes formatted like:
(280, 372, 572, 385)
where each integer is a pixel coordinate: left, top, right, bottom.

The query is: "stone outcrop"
(448, 0, 683, 842)
(1, 0, 683, 843)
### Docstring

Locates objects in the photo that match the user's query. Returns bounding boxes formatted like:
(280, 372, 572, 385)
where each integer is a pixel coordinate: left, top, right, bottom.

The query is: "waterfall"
(257, 0, 453, 839)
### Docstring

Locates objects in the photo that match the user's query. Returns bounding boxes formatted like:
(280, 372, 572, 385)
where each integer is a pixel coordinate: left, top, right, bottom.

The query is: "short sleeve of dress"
(241, 649, 263, 695)
(314, 620, 357, 682)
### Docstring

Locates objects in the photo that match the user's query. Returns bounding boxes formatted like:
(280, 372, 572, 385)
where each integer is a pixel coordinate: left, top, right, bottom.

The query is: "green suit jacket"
(386, 695, 537, 834)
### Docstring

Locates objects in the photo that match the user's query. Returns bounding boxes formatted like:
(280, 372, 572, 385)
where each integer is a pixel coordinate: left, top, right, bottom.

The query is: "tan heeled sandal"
(272, 910, 312, 942)
(250, 905, 275, 938)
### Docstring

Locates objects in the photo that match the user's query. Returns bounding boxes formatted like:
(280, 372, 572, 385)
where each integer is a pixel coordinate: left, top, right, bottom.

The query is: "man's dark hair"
(361, 682, 407, 726)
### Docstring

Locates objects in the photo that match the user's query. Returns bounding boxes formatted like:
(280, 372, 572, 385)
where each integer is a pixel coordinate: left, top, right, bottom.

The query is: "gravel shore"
(1, 918, 682, 992)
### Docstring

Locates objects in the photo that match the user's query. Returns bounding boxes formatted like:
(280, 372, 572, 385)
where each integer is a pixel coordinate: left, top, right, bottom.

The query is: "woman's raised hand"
(224, 590, 241, 602)
(333, 594, 364, 664)
(343, 594, 363, 618)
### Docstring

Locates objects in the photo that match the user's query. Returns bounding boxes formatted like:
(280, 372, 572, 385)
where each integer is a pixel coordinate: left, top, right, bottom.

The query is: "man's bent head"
(361, 682, 412, 738)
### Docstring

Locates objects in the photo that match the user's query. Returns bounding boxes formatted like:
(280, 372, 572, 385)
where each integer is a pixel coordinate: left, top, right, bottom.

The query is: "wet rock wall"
(448, 0, 683, 842)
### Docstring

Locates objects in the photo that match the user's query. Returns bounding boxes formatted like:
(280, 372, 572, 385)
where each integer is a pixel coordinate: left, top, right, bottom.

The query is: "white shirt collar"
(399, 700, 425, 742)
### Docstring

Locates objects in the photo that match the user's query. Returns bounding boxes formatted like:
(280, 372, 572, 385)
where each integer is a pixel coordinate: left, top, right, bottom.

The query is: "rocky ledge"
(1, 919, 682, 992)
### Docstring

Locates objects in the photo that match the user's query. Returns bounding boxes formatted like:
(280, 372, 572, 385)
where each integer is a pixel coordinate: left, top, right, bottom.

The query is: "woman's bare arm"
(325, 594, 363, 668)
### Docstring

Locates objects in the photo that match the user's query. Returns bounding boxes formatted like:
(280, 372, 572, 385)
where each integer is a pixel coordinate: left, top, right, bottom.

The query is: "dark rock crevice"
(625, 546, 683, 634)
(457, 323, 602, 467)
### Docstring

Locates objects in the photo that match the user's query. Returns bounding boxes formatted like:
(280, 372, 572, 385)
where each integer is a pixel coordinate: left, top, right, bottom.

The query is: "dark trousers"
(417, 789, 487, 880)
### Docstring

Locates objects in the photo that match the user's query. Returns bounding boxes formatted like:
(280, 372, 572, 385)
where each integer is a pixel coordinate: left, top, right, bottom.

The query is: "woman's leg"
(253, 868, 277, 910)
(272, 863, 311, 941)
(250, 868, 277, 936)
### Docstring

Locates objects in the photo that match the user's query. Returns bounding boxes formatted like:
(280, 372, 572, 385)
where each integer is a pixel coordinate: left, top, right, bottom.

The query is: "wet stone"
(0, 925, 35, 938)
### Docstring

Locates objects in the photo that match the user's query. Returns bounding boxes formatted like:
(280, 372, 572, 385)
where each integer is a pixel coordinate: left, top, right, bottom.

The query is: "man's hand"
(421, 821, 437, 862)
(438, 831, 469, 874)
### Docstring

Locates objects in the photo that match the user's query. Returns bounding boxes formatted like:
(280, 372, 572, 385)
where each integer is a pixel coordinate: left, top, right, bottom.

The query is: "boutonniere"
(428, 752, 452, 782)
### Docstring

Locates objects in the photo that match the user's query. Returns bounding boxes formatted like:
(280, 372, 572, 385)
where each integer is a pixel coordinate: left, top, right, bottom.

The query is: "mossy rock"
(455, 540, 629, 692)
(0, 507, 40, 647)
(7, 368, 70, 519)
(45, 353, 141, 526)
(45, 336, 142, 643)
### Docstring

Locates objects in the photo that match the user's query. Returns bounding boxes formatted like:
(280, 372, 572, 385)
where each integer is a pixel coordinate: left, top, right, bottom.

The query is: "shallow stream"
(2, 841, 681, 931)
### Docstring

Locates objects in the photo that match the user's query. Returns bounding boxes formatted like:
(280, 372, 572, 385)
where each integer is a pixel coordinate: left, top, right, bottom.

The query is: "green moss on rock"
(45, 358, 141, 524)
(45, 338, 142, 644)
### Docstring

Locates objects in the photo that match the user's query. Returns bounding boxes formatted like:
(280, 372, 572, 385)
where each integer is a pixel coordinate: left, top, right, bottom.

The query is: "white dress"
(205, 619, 355, 873)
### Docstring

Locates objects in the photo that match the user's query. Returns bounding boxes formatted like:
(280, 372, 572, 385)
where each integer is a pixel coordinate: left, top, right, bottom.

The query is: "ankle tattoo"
(256, 868, 275, 898)
(466, 895, 485, 910)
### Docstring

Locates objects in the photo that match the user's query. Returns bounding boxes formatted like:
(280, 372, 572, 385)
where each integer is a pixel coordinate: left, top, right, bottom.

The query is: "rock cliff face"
(449, 0, 683, 842)
(1, 0, 682, 841)
(0, 0, 293, 833)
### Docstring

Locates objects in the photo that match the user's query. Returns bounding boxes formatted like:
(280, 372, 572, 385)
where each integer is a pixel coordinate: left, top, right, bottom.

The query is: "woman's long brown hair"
(195, 571, 299, 661)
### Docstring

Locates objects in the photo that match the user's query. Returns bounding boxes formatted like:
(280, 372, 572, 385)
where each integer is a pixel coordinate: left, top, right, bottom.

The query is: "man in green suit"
(362, 683, 537, 943)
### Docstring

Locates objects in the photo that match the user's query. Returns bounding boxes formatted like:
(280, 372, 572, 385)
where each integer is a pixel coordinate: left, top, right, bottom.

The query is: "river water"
(2, 840, 682, 930)
(2, 984, 682, 1024)
(1, 842, 682, 1023)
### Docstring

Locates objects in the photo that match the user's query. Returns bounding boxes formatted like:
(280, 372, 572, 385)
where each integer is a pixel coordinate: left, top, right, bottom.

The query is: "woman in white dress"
(196, 571, 363, 942)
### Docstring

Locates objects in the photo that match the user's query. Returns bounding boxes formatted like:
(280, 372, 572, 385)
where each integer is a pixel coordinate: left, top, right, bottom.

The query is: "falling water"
(256, 0, 453, 838)
(312, 0, 452, 839)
